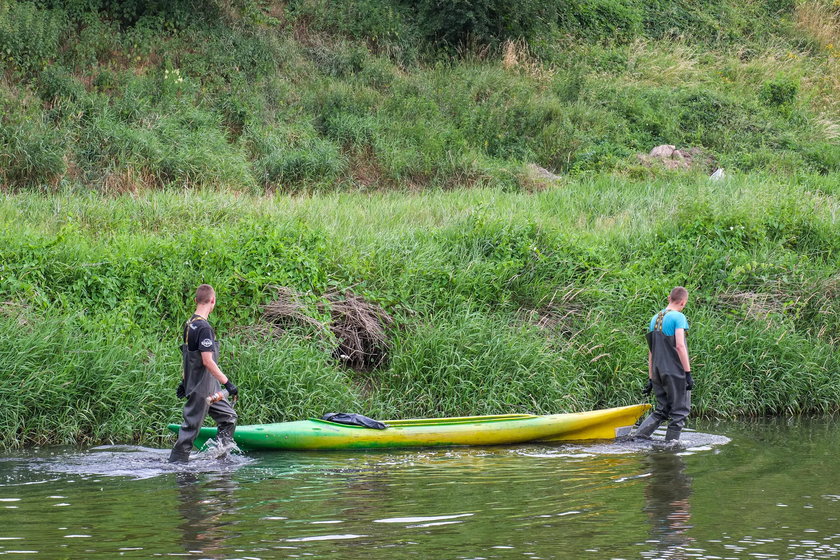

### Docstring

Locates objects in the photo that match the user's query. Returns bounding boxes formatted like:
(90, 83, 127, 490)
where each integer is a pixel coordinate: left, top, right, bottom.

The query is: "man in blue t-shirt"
(634, 286, 693, 442)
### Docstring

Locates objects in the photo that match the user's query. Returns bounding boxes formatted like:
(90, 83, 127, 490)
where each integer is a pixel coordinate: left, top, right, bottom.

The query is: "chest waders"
(634, 310, 690, 441)
(168, 318, 237, 463)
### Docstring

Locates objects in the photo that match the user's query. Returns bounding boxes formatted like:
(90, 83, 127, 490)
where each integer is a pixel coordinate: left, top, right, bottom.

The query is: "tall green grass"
(1, 175, 837, 447)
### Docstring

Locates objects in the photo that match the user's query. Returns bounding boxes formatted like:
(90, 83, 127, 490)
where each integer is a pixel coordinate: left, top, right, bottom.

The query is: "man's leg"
(661, 372, 689, 441)
(208, 399, 237, 447)
(635, 370, 671, 439)
(169, 394, 208, 463)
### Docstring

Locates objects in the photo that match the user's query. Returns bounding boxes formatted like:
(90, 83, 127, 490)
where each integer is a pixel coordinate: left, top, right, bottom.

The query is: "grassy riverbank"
(1, 1, 839, 447)
(1, 176, 838, 447)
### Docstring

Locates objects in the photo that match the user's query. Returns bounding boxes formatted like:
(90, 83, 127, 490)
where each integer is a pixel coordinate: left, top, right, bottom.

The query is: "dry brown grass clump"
(0, 301, 31, 327)
(715, 274, 839, 345)
(795, 1, 840, 115)
(519, 286, 588, 341)
(716, 290, 789, 322)
(796, 0, 840, 49)
(501, 39, 555, 82)
(263, 286, 394, 371)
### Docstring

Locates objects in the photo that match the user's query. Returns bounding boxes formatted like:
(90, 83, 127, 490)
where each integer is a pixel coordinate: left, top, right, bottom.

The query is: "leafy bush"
(557, 0, 643, 42)
(800, 142, 840, 174)
(36, 0, 216, 29)
(0, 1, 66, 72)
(405, 0, 557, 48)
(248, 125, 346, 187)
(760, 75, 799, 109)
(286, 0, 420, 64)
(36, 65, 86, 103)
(0, 85, 66, 189)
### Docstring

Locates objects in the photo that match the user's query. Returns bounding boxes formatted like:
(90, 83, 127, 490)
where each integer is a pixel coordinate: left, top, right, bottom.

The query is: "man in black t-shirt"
(186, 314, 216, 353)
(169, 284, 239, 463)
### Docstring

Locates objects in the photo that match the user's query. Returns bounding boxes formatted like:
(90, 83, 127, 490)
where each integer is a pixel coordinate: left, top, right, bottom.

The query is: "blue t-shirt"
(648, 309, 689, 336)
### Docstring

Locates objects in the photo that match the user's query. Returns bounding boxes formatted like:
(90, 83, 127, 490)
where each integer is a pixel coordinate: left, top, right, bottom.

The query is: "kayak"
(166, 403, 650, 451)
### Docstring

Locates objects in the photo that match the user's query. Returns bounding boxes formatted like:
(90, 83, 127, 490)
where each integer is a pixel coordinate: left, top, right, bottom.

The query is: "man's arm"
(201, 351, 229, 385)
(648, 351, 653, 379)
(674, 328, 691, 372)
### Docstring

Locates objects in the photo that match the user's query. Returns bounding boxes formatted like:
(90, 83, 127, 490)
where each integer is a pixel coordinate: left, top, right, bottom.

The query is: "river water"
(1, 418, 838, 559)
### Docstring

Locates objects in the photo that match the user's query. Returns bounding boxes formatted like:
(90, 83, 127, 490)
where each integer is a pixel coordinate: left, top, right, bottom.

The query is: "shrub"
(286, 0, 420, 64)
(557, 0, 643, 43)
(0, 123, 66, 190)
(305, 42, 370, 78)
(176, 26, 276, 85)
(405, 0, 557, 48)
(0, 1, 67, 73)
(379, 308, 581, 417)
(0, 85, 66, 189)
(248, 124, 346, 187)
(64, 12, 122, 68)
(800, 142, 840, 174)
(79, 108, 257, 190)
(676, 89, 740, 131)
(760, 75, 799, 109)
(36, 65, 86, 103)
(639, 0, 730, 41)
(37, 0, 217, 29)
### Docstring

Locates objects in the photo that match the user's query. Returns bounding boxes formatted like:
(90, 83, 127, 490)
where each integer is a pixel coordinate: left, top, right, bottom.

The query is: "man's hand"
(642, 379, 653, 396)
(685, 371, 694, 391)
(223, 380, 239, 398)
(176, 381, 186, 399)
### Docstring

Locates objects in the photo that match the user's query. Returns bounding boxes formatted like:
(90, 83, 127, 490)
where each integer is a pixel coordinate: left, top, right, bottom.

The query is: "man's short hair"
(195, 284, 215, 304)
(669, 286, 688, 303)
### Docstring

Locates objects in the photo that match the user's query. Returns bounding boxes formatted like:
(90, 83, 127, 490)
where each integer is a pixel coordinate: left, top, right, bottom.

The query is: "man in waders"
(169, 284, 239, 463)
(634, 286, 693, 443)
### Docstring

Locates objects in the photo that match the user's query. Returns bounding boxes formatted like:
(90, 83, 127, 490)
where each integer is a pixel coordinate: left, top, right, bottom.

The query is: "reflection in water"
(643, 451, 693, 557)
(176, 472, 240, 555)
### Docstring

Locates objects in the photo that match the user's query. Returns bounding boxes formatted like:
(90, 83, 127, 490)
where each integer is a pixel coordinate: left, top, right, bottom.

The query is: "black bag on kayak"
(321, 412, 388, 430)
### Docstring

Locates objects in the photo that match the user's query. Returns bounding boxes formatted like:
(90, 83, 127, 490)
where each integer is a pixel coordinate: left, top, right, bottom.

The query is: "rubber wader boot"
(168, 448, 191, 463)
(634, 414, 662, 440)
(217, 422, 235, 444)
(664, 424, 682, 441)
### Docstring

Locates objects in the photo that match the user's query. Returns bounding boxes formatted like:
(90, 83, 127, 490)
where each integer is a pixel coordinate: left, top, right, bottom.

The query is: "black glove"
(176, 380, 186, 399)
(685, 371, 694, 391)
(223, 380, 239, 398)
(642, 379, 653, 396)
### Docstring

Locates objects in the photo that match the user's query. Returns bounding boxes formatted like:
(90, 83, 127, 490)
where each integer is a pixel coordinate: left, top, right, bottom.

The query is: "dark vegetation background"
(0, 0, 838, 447)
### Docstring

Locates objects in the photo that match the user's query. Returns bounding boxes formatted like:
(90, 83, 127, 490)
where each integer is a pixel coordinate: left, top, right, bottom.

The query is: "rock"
(709, 168, 725, 181)
(526, 163, 560, 181)
(649, 145, 676, 158)
(638, 145, 716, 172)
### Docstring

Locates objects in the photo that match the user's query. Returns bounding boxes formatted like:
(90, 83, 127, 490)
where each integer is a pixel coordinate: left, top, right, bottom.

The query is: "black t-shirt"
(184, 314, 215, 352)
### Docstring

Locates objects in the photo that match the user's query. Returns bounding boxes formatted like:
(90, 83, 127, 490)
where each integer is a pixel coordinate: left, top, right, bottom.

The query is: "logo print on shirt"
(201, 338, 213, 348)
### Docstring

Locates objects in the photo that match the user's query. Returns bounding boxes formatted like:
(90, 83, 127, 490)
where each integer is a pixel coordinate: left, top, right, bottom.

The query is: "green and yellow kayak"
(167, 404, 650, 451)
